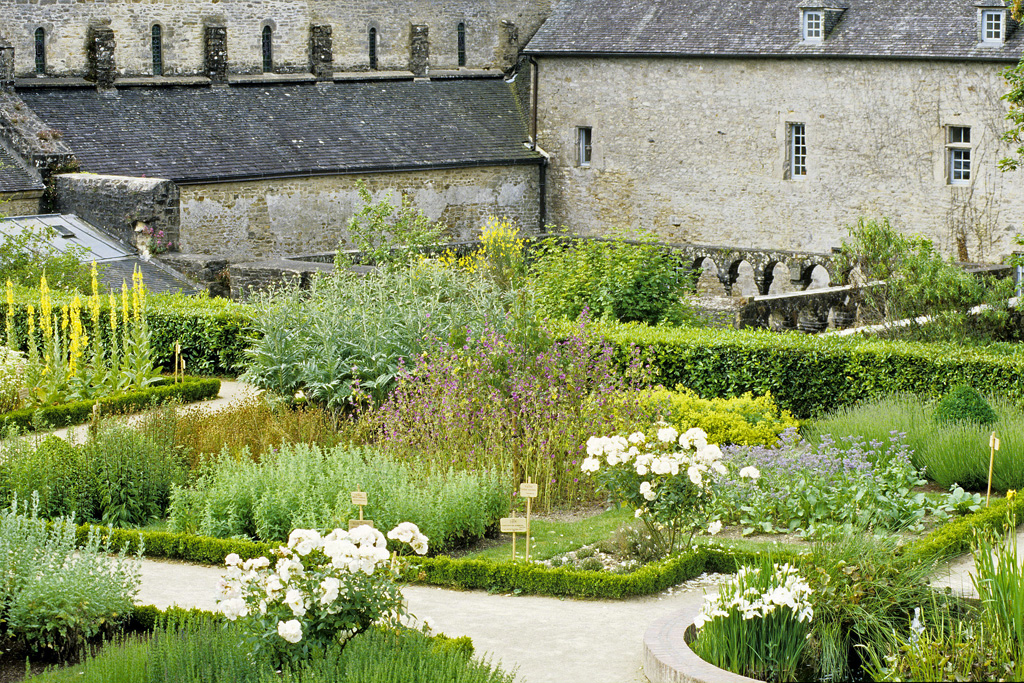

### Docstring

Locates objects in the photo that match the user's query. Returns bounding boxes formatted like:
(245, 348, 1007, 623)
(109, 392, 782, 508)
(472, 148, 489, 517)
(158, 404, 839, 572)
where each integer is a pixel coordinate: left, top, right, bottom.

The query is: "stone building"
(1, 0, 1023, 266)
(523, 0, 1024, 262)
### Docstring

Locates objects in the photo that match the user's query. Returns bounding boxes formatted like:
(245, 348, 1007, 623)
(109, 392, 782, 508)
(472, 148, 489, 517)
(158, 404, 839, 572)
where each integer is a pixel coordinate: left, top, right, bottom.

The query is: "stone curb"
(642, 601, 762, 683)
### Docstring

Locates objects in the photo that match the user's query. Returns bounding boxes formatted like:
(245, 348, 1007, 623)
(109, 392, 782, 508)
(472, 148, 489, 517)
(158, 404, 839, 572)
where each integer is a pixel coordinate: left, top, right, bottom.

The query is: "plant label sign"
(351, 492, 368, 506)
(500, 517, 528, 533)
(519, 483, 538, 498)
(348, 519, 375, 530)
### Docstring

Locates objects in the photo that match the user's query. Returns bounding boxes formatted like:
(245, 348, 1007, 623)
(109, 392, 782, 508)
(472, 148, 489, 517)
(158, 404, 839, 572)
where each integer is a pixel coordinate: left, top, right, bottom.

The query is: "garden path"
(137, 557, 706, 683)
(929, 524, 1024, 599)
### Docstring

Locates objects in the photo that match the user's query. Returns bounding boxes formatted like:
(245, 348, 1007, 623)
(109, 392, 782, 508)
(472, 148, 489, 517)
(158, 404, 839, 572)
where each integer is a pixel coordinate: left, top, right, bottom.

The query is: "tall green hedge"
(582, 321, 1024, 418)
(0, 288, 254, 377)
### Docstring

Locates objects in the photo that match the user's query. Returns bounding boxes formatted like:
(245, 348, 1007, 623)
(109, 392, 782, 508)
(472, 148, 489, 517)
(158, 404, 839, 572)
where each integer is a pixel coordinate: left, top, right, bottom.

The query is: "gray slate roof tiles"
(524, 0, 1024, 60)
(15, 79, 539, 184)
(0, 144, 44, 193)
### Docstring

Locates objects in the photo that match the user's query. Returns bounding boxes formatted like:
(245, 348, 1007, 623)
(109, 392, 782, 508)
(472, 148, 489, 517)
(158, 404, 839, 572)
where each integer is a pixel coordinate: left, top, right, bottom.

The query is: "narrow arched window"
(368, 27, 377, 69)
(34, 28, 46, 75)
(152, 25, 163, 76)
(262, 26, 273, 73)
(457, 23, 466, 67)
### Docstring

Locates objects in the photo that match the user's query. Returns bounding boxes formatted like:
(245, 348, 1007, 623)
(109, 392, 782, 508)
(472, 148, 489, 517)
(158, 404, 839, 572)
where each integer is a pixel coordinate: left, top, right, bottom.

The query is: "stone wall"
(1, 191, 41, 216)
(536, 56, 1024, 262)
(1, 0, 551, 78)
(53, 173, 179, 248)
(178, 164, 541, 259)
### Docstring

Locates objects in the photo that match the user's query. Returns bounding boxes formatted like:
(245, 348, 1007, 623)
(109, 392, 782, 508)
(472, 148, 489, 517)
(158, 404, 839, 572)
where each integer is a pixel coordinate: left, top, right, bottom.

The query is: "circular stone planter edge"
(642, 602, 764, 683)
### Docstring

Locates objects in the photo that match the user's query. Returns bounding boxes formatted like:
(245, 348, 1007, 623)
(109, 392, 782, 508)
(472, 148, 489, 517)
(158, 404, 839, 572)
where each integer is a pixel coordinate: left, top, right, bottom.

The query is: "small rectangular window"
(947, 126, 972, 184)
(803, 11, 823, 42)
(577, 127, 592, 167)
(788, 123, 807, 179)
(983, 10, 1004, 42)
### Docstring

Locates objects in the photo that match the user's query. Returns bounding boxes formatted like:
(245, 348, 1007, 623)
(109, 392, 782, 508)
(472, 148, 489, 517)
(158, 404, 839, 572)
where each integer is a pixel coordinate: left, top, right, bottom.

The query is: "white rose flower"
(687, 465, 703, 487)
(586, 436, 606, 456)
(278, 619, 303, 644)
(581, 457, 601, 473)
(285, 588, 307, 617)
(713, 461, 728, 476)
(635, 463, 649, 476)
(219, 597, 248, 621)
(287, 529, 322, 556)
(682, 427, 708, 450)
(739, 466, 761, 480)
(319, 577, 341, 605)
(708, 520, 722, 536)
(657, 426, 679, 443)
(628, 431, 646, 444)
(224, 553, 241, 567)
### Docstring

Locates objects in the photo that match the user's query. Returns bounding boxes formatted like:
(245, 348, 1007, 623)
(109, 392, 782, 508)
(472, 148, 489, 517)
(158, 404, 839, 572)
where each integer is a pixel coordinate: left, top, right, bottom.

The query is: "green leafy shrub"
(167, 443, 511, 554)
(0, 222, 93, 291)
(806, 394, 1024, 490)
(630, 386, 798, 445)
(0, 498, 139, 657)
(0, 435, 95, 520)
(0, 345, 26, 412)
(934, 385, 999, 427)
(583, 319, 1024, 418)
(242, 260, 523, 407)
(528, 234, 697, 326)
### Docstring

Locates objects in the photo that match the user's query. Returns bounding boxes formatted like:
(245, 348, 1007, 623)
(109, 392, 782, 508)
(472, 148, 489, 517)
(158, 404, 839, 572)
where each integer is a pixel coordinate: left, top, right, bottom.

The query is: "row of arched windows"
(30, 22, 470, 76)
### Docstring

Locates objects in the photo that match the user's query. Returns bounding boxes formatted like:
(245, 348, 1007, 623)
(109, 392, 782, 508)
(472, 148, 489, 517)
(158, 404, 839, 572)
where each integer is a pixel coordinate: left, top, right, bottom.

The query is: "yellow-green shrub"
(634, 387, 798, 446)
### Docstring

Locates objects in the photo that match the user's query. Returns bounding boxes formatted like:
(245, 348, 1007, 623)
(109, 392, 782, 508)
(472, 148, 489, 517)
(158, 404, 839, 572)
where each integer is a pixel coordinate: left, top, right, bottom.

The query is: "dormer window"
(982, 9, 1005, 42)
(803, 11, 824, 42)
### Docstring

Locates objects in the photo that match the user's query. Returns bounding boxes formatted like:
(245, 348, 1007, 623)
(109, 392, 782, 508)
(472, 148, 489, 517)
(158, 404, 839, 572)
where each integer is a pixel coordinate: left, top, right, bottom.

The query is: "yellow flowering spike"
(5, 279, 13, 348)
(121, 280, 129, 324)
(109, 293, 117, 336)
(1009, 489, 1017, 501)
(39, 273, 52, 341)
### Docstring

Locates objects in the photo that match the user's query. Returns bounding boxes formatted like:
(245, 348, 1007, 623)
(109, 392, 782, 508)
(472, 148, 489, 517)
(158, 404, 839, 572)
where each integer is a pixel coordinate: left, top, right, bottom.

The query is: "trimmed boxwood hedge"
(0, 376, 220, 432)
(907, 494, 1024, 562)
(581, 320, 1024, 418)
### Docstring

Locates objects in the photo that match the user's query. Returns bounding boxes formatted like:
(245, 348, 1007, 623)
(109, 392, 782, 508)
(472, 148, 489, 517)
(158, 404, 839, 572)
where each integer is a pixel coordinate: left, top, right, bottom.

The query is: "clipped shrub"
(631, 386, 798, 445)
(580, 319, 1024, 418)
(934, 385, 999, 427)
(167, 443, 511, 554)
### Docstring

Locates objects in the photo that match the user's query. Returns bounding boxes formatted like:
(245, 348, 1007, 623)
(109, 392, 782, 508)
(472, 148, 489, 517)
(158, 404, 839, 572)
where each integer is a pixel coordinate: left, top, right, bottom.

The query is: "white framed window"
(787, 122, 807, 179)
(947, 126, 972, 184)
(982, 10, 1004, 42)
(803, 11, 824, 42)
(577, 127, 592, 167)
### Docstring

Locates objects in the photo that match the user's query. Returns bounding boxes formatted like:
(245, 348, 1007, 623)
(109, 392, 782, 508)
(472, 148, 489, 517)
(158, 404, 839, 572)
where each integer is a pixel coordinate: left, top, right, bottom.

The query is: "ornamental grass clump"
(217, 523, 427, 667)
(692, 559, 814, 682)
(715, 429, 929, 535)
(581, 425, 726, 557)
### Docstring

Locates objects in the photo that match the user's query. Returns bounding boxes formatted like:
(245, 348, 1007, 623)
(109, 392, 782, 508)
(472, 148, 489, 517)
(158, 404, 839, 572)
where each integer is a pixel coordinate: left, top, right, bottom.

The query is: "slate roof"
(15, 78, 539, 184)
(0, 214, 199, 294)
(524, 0, 1024, 60)
(0, 144, 44, 194)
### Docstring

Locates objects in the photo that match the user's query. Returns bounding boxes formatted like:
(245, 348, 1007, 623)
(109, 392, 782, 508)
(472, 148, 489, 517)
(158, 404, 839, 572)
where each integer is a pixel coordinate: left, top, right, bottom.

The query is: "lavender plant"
(714, 429, 929, 535)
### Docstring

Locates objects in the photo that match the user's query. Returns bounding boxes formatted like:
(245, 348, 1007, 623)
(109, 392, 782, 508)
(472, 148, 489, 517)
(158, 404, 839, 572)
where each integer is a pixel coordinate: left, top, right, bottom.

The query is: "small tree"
(339, 181, 449, 270)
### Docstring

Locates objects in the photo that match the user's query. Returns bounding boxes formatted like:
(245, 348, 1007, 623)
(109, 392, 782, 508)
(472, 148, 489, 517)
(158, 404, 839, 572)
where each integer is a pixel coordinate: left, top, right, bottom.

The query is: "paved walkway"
(137, 557, 704, 683)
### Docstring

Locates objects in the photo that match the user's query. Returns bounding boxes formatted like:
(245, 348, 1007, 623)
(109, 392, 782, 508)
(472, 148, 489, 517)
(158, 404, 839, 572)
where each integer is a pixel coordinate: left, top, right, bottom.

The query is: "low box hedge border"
(80, 497, 1020, 603)
(0, 376, 221, 433)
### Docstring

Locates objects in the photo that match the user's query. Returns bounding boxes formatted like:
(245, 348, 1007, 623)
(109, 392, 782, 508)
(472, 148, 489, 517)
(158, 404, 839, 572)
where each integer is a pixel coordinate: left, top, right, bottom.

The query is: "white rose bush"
(581, 424, 726, 556)
(217, 522, 428, 666)
(692, 561, 814, 682)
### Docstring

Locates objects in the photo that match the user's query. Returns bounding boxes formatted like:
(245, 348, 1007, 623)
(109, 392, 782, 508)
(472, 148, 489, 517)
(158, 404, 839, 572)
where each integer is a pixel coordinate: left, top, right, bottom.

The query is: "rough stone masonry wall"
(178, 165, 541, 259)
(1, 0, 550, 78)
(53, 174, 179, 248)
(537, 56, 1024, 262)
(1, 192, 41, 216)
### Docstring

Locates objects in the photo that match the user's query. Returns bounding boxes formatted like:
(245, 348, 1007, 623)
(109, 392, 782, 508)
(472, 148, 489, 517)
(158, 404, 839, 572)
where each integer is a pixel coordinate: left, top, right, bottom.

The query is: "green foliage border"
(0, 376, 220, 433)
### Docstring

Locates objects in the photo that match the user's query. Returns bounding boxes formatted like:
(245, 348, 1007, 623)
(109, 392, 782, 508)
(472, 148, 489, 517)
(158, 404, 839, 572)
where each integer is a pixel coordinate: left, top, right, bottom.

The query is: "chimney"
(86, 24, 116, 89)
(409, 25, 429, 76)
(310, 24, 333, 79)
(0, 38, 13, 91)
(499, 21, 519, 72)
(204, 24, 228, 84)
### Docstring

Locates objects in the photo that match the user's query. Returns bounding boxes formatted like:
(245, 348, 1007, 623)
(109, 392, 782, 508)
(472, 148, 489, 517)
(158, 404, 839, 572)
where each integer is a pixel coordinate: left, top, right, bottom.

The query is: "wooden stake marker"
(987, 432, 1001, 507)
(500, 478, 538, 562)
(348, 490, 374, 530)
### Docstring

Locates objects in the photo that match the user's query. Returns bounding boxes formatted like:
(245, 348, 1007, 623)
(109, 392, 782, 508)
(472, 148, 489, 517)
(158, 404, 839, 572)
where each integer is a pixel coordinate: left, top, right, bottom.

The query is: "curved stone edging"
(642, 602, 763, 683)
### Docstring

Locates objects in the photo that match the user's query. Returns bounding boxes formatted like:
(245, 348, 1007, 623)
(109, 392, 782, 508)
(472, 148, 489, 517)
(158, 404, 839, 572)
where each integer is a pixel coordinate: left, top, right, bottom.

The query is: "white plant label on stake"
(987, 432, 1000, 507)
(349, 490, 374, 530)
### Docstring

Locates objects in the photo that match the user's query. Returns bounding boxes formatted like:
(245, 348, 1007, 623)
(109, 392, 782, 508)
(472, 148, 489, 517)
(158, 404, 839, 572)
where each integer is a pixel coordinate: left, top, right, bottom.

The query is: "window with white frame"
(982, 10, 1004, 42)
(947, 126, 972, 184)
(803, 11, 824, 42)
(577, 127, 592, 167)
(787, 123, 807, 179)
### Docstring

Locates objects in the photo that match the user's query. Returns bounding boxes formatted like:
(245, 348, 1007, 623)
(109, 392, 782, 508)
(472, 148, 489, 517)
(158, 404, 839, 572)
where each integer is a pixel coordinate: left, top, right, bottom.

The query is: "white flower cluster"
(217, 522, 428, 646)
(693, 563, 814, 630)
(582, 426, 726, 491)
